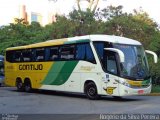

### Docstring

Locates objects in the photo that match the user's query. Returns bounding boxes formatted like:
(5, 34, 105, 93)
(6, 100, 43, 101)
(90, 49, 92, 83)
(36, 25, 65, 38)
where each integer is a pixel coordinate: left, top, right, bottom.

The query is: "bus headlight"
(118, 80, 130, 87)
(121, 81, 130, 87)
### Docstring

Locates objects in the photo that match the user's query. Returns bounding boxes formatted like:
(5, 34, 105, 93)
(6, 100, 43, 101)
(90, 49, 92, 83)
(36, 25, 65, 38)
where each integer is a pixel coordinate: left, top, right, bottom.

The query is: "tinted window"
(106, 52, 118, 75)
(6, 50, 20, 62)
(94, 43, 104, 60)
(48, 47, 59, 61)
(60, 45, 75, 60)
(6, 43, 96, 63)
(6, 51, 13, 62)
(14, 51, 22, 62)
(22, 49, 32, 62)
(35, 48, 45, 61)
(76, 43, 95, 63)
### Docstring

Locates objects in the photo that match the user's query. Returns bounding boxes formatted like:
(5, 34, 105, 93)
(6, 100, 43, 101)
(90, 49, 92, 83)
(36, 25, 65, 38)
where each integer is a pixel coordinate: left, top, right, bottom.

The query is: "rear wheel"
(24, 80, 32, 92)
(16, 79, 24, 92)
(85, 82, 99, 100)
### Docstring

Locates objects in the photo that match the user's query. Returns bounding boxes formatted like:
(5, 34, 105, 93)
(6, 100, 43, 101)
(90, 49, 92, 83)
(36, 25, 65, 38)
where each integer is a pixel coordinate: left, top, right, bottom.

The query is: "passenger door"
(105, 51, 119, 96)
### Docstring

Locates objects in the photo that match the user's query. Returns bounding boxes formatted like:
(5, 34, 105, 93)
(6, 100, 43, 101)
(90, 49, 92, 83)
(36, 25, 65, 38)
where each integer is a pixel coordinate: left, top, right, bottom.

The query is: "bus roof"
(6, 35, 141, 51)
(68, 35, 141, 45)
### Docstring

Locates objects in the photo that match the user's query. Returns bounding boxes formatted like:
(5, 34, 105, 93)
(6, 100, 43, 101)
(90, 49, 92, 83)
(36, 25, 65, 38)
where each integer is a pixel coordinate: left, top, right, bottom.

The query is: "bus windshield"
(113, 44, 149, 80)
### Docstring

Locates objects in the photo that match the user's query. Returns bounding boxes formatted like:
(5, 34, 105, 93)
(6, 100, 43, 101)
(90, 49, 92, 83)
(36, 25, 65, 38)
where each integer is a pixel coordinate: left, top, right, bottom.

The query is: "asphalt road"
(0, 87, 160, 120)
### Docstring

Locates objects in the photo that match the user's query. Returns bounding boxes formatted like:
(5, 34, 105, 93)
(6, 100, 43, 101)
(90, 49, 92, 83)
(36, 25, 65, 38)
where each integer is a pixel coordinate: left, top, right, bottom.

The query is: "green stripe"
(64, 39, 90, 44)
(142, 79, 150, 85)
(41, 62, 65, 85)
(42, 61, 78, 85)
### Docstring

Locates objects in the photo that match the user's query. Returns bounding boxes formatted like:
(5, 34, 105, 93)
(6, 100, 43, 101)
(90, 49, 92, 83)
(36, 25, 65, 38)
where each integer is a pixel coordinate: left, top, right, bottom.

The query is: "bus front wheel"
(85, 82, 99, 100)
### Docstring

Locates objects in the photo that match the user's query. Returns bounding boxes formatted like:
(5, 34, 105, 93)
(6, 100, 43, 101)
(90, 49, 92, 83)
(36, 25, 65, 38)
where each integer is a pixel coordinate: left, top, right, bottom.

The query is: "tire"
(85, 82, 99, 100)
(16, 80, 24, 92)
(24, 80, 32, 92)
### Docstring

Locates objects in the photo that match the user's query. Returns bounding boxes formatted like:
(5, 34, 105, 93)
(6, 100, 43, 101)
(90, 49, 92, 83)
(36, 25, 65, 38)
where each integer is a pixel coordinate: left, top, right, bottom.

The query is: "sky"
(0, 0, 160, 26)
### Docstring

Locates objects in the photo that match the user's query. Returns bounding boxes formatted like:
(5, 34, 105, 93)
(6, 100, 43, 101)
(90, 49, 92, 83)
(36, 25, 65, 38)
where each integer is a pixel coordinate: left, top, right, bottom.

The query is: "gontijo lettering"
(19, 64, 43, 70)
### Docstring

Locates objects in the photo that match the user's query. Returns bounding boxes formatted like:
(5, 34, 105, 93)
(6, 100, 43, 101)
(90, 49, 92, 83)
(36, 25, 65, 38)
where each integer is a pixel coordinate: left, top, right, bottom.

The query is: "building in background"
(0, 0, 69, 26)
(19, 4, 57, 26)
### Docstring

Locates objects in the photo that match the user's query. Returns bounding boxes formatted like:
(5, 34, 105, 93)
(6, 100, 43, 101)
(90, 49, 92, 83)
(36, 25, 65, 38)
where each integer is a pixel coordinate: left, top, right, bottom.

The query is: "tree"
(0, 19, 48, 54)
(14, 18, 28, 25)
(133, 8, 158, 28)
(96, 5, 124, 20)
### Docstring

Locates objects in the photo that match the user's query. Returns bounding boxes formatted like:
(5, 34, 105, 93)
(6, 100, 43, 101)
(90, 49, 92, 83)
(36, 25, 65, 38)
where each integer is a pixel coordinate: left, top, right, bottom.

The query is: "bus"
(5, 35, 158, 99)
(0, 55, 4, 86)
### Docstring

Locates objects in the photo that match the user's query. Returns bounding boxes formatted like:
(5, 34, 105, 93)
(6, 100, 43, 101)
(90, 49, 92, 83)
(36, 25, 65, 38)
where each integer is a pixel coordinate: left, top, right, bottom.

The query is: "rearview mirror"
(104, 48, 125, 63)
(145, 50, 158, 63)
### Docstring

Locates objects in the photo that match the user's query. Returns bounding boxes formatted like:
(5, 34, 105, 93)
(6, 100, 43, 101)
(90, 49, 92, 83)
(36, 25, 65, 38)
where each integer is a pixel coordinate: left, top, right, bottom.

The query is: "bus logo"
(19, 64, 43, 70)
(105, 87, 116, 95)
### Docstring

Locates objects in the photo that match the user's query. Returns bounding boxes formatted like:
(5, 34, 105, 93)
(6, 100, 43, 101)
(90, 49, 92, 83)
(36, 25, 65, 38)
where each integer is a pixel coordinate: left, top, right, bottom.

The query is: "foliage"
(151, 85, 160, 93)
(0, 20, 49, 54)
(133, 8, 158, 27)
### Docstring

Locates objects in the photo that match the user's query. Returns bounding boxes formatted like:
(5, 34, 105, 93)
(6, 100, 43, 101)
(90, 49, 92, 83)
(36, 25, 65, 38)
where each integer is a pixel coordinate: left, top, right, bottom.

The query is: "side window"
(35, 48, 45, 61)
(6, 51, 14, 62)
(106, 52, 118, 75)
(60, 45, 75, 60)
(22, 49, 32, 62)
(14, 51, 22, 62)
(76, 43, 95, 63)
(94, 42, 104, 60)
(48, 47, 59, 61)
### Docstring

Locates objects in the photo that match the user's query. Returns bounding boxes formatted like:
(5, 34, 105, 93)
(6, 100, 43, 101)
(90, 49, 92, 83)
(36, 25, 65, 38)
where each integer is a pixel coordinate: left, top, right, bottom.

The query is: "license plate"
(138, 90, 144, 94)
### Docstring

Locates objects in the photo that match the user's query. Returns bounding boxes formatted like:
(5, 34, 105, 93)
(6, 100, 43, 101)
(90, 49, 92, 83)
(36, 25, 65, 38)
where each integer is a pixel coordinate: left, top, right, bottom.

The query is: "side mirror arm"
(145, 50, 158, 63)
(104, 48, 125, 63)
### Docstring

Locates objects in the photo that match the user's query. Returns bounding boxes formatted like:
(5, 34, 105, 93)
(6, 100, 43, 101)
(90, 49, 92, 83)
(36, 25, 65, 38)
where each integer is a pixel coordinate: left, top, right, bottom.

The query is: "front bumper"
(119, 84, 151, 96)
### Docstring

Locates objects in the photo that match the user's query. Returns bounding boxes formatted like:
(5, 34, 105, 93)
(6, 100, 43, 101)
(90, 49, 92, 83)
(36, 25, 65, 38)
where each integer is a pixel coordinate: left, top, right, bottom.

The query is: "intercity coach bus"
(5, 35, 158, 99)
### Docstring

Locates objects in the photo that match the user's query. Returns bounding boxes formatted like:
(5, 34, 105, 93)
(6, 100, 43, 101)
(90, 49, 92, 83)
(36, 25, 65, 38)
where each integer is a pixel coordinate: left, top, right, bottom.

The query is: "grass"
(151, 85, 160, 93)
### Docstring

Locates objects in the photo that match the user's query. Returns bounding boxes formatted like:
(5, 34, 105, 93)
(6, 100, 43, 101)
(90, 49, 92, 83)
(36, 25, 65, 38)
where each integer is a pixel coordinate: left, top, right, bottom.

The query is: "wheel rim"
(88, 87, 96, 97)
(25, 84, 31, 91)
(17, 82, 22, 89)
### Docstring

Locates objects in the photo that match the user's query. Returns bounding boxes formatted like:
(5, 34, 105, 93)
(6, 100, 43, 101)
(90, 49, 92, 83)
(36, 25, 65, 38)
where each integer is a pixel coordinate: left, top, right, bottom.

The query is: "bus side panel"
(40, 61, 104, 93)
(5, 62, 18, 87)
(73, 61, 104, 94)
(40, 61, 79, 91)
(5, 61, 53, 88)
(20, 62, 53, 89)
(64, 72, 81, 92)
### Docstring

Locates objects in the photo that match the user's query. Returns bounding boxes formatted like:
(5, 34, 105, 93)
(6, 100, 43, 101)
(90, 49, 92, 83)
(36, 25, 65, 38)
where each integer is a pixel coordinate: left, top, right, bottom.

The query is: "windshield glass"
(113, 44, 149, 79)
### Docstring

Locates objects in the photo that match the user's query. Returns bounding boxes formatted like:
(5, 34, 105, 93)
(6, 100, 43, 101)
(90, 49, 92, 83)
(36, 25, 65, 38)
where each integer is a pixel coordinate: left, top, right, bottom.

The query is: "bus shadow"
(100, 96, 144, 102)
(10, 88, 145, 102)
(35, 89, 87, 99)
(11, 89, 87, 99)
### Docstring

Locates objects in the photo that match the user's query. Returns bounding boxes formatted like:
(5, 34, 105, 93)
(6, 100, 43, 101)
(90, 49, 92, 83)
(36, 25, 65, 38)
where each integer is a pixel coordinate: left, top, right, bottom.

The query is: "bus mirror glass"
(104, 48, 125, 63)
(145, 50, 158, 63)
